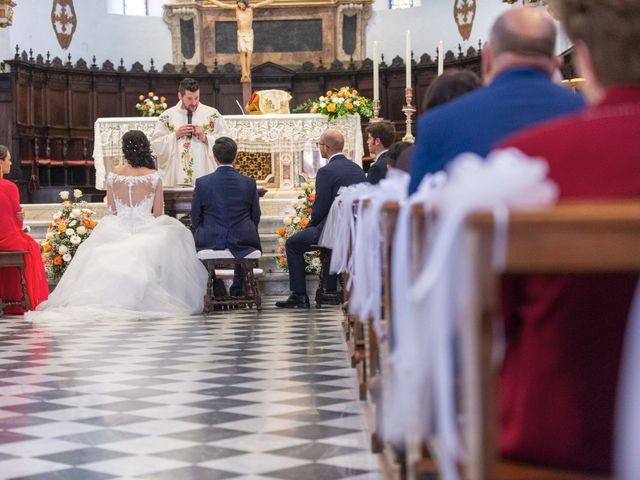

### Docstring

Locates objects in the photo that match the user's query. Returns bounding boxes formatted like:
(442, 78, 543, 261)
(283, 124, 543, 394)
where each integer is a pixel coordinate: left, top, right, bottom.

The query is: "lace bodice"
(106, 172, 163, 229)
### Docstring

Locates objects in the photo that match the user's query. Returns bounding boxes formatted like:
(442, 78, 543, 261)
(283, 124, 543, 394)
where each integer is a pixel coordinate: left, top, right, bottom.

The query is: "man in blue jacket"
(276, 130, 366, 309)
(408, 7, 585, 194)
(191, 136, 261, 296)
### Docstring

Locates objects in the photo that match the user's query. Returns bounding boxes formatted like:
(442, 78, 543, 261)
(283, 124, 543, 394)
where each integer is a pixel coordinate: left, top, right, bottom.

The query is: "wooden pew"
(457, 200, 640, 480)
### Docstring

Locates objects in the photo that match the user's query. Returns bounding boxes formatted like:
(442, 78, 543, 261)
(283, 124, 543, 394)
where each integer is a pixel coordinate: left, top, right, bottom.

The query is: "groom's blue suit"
(191, 165, 261, 258)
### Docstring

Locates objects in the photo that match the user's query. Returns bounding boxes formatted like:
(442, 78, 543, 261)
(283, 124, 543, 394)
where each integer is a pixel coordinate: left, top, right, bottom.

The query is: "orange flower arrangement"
(294, 87, 373, 120)
(136, 91, 168, 117)
(41, 190, 97, 281)
(275, 183, 321, 275)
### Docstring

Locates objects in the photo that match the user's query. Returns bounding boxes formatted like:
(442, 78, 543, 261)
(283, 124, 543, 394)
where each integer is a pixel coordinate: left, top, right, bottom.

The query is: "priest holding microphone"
(151, 77, 229, 186)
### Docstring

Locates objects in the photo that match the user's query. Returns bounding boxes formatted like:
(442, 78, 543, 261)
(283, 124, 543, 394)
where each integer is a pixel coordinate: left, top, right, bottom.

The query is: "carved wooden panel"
(16, 73, 30, 125)
(48, 86, 67, 128)
(70, 90, 91, 128)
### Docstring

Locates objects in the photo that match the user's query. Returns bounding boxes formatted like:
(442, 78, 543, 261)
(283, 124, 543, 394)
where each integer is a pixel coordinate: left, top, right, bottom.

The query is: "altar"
(93, 114, 364, 190)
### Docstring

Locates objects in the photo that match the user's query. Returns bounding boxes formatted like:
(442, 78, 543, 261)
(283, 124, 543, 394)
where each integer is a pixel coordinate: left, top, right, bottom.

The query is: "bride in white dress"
(26, 130, 208, 321)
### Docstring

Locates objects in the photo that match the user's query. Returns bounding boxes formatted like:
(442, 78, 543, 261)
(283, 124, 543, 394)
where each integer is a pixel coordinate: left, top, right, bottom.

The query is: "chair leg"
(203, 262, 214, 314)
(19, 266, 30, 312)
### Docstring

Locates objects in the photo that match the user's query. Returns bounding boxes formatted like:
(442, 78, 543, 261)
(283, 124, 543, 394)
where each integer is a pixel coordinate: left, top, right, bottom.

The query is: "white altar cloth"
(93, 114, 364, 190)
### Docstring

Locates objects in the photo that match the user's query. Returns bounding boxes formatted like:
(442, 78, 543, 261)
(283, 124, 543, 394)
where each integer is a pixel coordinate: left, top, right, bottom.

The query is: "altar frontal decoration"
(295, 87, 373, 121)
(136, 92, 167, 117)
(276, 183, 321, 275)
(41, 190, 97, 281)
(0, 0, 16, 28)
(246, 89, 292, 115)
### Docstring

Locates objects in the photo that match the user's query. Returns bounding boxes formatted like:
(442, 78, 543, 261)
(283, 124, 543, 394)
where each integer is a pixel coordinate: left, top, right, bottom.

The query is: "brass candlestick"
(370, 98, 382, 123)
(402, 88, 416, 143)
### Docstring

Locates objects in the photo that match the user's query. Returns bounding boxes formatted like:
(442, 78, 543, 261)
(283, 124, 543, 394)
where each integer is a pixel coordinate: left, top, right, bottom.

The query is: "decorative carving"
(222, 62, 236, 74)
(129, 61, 145, 73)
(235, 152, 272, 181)
(51, 56, 63, 67)
(0, 0, 16, 28)
(194, 62, 209, 74)
(75, 58, 88, 70)
(162, 63, 177, 73)
(301, 61, 315, 72)
(360, 58, 373, 70)
(51, 0, 77, 49)
(163, 6, 202, 66)
(453, 0, 476, 41)
(445, 50, 455, 62)
(102, 59, 115, 71)
(329, 59, 344, 71)
(391, 55, 404, 68)
(419, 53, 432, 65)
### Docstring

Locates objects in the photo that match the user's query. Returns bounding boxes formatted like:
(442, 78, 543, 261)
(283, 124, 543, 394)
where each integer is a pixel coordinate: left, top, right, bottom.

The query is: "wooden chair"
(454, 200, 640, 480)
(310, 244, 344, 308)
(0, 251, 30, 316)
(198, 249, 263, 313)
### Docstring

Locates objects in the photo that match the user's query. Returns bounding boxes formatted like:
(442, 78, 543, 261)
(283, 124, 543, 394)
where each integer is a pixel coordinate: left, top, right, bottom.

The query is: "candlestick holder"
(370, 98, 382, 123)
(402, 88, 416, 143)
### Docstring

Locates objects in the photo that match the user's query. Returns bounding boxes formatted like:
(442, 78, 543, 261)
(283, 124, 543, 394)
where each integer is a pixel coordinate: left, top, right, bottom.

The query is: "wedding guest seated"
(0, 145, 49, 314)
(386, 141, 413, 172)
(408, 7, 585, 194)
(495, 0, 640, 473)
(276, 130, 366, 309)
(395, 70, 480, 174)
(26, 131, 207, 321)
(365, 120, 396, 185)
(191, 136, 261, 296)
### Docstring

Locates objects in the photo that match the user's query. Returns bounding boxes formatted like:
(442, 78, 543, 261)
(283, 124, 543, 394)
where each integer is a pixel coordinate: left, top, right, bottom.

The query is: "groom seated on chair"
(191, 137, 261, 296)
(276, 130, 366, 309)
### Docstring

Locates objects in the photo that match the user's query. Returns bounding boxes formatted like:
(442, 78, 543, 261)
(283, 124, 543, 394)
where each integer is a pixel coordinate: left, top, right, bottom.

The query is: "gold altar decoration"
(454, 0, 476, 41)
(235, 152, 273, 180)
(246, 90, 292, 115)
(0, 0, 16, 28)
(51, 0, 77, 49)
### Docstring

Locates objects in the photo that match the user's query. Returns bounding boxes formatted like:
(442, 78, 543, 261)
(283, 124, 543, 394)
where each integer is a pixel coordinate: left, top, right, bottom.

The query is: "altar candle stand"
(402, 31, 415, 143)
(371, 40, 382, 122)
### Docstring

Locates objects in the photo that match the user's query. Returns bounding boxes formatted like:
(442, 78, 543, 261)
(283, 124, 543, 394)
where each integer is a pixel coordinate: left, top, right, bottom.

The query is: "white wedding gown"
(26, 172, 208, 321)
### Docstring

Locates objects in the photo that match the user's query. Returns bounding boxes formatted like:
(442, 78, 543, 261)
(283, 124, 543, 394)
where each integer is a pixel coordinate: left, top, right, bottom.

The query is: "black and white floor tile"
(0, 300, 379, 479)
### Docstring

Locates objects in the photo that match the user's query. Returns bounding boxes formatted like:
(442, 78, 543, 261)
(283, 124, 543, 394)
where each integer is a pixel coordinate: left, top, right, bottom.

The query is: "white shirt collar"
(328, 152, 344, 161)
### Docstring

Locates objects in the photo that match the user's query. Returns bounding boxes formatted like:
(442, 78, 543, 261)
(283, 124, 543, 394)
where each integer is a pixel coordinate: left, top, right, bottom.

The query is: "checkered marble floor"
(0, 299, 379, 480)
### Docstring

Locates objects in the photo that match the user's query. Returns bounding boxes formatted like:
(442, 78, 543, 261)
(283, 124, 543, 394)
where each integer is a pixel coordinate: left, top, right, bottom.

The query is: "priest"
(151, 78, 229, 186)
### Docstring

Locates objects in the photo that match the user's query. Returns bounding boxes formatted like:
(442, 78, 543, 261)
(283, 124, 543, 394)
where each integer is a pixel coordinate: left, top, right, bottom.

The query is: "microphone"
(187, 110, 193, 125)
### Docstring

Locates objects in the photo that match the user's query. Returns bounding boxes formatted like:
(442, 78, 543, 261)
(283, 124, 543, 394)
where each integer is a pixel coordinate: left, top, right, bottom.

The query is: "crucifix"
(209, 0, 274, 85)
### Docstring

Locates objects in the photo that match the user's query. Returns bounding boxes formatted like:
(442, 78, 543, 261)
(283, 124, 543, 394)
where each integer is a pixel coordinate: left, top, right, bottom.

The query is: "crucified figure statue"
(209, 0, 275, 83)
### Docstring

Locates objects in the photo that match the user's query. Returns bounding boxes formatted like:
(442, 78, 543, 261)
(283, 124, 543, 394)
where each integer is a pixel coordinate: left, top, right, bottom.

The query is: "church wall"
(368, 1, 570, 63)
(3, 0, 172, 69)
(1, 1, 571, 72)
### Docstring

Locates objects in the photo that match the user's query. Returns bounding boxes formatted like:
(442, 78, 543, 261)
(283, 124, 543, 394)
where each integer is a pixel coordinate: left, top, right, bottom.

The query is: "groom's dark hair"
(213, 137, 238, 165)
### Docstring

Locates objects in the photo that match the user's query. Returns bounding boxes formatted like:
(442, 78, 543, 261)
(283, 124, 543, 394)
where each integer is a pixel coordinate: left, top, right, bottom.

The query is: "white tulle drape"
(348, 170, 410, 334)
(616, 280, 640, 480)
(385, 148, 558, 480)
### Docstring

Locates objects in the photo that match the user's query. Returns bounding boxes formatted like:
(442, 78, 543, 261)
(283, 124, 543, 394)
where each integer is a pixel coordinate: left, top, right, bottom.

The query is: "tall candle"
(438, 40, 444, 76)
(373, 41, 379, 102)
(405, 30, 411, 89)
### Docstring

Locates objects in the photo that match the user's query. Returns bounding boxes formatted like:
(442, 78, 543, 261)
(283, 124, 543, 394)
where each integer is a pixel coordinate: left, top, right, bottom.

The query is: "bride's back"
(107, 165, 162, 224)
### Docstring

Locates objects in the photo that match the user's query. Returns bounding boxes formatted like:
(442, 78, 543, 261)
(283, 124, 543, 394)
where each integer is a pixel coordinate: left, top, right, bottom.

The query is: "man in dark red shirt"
(496, 0, 640, 473)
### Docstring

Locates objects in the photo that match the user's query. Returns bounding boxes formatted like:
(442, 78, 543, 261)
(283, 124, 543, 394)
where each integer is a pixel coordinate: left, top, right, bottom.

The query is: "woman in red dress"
(0, 145, 49, 314)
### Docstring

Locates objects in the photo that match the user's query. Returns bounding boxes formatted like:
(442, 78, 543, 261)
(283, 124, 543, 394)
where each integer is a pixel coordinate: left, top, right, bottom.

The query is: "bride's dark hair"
(122, 130, 157, 169)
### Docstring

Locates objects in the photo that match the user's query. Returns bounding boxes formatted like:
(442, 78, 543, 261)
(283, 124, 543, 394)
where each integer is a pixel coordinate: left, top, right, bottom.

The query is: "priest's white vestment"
(151, 102, 229, 186)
